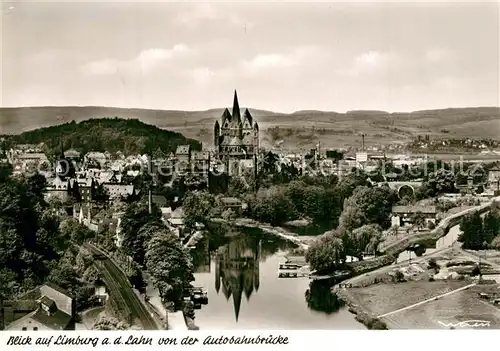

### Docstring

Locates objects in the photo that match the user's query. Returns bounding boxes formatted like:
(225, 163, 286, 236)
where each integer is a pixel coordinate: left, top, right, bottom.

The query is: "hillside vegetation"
(0, 106, 498, 150)
(1, 117, 201, 157)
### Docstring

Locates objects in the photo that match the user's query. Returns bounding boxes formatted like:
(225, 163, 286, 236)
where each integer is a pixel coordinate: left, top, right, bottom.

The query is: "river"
(190, 226, 366, 330)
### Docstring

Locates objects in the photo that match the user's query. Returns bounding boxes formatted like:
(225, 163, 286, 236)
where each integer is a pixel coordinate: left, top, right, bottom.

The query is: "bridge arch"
(398, 184, 415, 199)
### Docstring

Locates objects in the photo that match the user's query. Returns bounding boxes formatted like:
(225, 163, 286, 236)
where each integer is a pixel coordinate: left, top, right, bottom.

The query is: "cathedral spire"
(232, 90, 241, 123)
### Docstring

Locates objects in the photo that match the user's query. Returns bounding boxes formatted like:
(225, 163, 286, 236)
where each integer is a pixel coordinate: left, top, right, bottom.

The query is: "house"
(64, 149, 81, 160)
(84, 152, 108, 167)
(11, 153, 50, 175)
(391, 205, 437, 227)
(98, 171, 122, 185)
(76, 176, 94, 203)
(73, 203, 100, 225)
(103, 184, 137, 201)
(168, 207, 185, 227)
(191, 151, 210, 175)
(175, 145, 191, 164)
(218, 197, 248, 215)
(1, 283, 75, 331)
(487, 167, 500, 191)
(151, 195, 168, 208)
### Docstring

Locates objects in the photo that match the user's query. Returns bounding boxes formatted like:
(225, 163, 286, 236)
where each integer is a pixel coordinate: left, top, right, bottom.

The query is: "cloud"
(356, 50, 383, 68)
(339, 50, 398, 77)
(82, 59, 120, 75)
(175, 3, 253, 29)
(424, 48, 452, 62)
(188, 67, 216, 86)
(81, 44, 191, 76)
(241, 46, 324, 75)
(246, 54, 298, 69)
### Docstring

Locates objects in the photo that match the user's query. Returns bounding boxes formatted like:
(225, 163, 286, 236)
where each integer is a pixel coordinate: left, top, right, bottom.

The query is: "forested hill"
(1, 118, 202, 156)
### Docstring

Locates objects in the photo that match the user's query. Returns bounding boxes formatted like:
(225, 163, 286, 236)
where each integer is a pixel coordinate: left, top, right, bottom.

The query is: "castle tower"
(232, 90, 241, 126)
(253, 122, 259, 151)
(214, 120, 220, 151)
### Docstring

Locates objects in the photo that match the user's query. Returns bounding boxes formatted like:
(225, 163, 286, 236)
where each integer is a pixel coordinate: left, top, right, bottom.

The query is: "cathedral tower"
(213, 91, 260, 176)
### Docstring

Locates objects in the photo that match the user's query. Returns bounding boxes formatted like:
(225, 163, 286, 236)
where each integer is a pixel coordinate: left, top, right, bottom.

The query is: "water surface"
(191, 228, 365, 330)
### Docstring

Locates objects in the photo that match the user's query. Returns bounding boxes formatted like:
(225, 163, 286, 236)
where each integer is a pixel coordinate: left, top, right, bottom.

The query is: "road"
(342, 242, 458, 288)
(457, 247, 500, 271)
(84, 243, 159, 330)
(379, 196, 500, 253)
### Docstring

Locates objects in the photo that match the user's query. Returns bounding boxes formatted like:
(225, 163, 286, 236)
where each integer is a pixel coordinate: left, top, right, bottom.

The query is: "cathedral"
(213, 91, 259, 176)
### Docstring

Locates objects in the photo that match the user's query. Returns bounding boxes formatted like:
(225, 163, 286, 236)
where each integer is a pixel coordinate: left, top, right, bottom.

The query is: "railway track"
(84, 243, 158, 330)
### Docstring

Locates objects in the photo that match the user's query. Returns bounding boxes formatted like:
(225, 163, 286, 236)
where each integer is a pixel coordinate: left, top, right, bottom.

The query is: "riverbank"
(212, 217, 313, 249)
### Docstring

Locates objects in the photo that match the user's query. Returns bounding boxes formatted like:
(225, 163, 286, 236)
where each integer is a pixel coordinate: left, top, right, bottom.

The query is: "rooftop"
(31, 308, 72, 330)
(176, 145, 191, 155)
(392, 205, 437, 214)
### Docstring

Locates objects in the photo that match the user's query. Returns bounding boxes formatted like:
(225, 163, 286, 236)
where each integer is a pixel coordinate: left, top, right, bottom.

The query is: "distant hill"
(0, 106, 498, 151)
(1, 117, 202, 157)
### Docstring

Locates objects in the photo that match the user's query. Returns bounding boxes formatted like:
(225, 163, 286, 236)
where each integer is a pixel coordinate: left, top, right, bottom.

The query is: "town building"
(1, 283, 75, 331)
(487, 166, 500, 192)
(213, 91, 259, 176)
(391, 205, 437, 227)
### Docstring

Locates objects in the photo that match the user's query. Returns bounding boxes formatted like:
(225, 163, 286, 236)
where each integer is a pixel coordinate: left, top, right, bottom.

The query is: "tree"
(227, 176, 249, 197)
(60, 219, 94, 245)
(348, 224, 382, 260)
(335, 172, 370, 202)
(339, 186, 396, 230)
(305, 234, 345, 273)
(247, 186, 298, 225)
(120, 202, 161, 265)
(183, 191, 217, 230)
(0, 162, 13, 182)
(338, 205, 366, 232)
(483, 211, 500, 245)
(411, 212, 426, 231)
(426, 169, 456, 196)
(25, 173, 48, 205)
(145, 228, 194, 309)
(459, 212, 484, 250)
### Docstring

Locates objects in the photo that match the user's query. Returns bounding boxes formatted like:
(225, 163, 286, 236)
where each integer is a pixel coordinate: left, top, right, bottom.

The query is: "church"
(213, 91, 259, 176)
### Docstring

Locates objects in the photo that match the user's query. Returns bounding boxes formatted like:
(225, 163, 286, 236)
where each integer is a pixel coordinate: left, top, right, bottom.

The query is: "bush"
(472, 265, 481, 276)
(428, 258, 439, 270)
(394, 270, 405, 282)
(366, 317, 388, 330)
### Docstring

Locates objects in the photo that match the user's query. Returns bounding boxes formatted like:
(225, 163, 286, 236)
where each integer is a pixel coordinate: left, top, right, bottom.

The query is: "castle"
(213, 91, 259, 176)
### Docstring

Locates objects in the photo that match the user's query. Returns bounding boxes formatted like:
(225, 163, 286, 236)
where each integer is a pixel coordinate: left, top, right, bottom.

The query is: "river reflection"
(190, 226, 365, 330)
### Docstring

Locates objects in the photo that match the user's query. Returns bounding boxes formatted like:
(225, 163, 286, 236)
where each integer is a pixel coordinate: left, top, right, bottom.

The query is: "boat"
(278, 263, 302, 278)
(188, 287, 208, 304)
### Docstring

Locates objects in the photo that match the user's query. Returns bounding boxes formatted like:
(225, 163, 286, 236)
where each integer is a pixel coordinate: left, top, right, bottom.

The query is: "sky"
(1, 1, 499, 113)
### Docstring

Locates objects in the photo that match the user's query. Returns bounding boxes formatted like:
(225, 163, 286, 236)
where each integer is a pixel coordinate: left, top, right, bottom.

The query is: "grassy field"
(1, 106, 498, 150)
(348, 280, 470, 317)
(382, 286, 500, 329)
